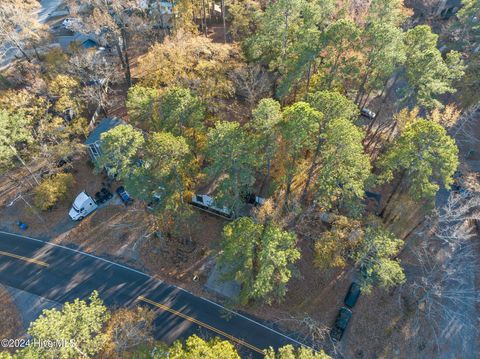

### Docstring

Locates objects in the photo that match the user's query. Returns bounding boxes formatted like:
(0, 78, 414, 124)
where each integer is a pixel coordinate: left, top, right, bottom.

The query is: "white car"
(69, 191, 98, 221)
(62, 17, 81, 30)
(360, 108, 376, 120)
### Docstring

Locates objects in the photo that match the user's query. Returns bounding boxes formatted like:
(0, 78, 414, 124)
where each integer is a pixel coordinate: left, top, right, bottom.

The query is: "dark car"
(344, 282, 361, 308)
(116, 186, 133, 205)
(95, 188, 112, 204)
(330, 307, 352, 341)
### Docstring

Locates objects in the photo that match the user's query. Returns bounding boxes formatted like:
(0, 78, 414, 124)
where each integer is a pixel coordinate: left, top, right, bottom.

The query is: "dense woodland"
(0, 0, 479, 357)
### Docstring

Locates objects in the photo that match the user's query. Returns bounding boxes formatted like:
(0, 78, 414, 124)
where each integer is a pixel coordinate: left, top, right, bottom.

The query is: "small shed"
(85, 117, 125, 162)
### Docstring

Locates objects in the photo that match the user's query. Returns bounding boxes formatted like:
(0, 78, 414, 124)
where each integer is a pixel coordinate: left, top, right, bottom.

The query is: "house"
(57, 33, 100, 53)
(85, 117, 125, 162)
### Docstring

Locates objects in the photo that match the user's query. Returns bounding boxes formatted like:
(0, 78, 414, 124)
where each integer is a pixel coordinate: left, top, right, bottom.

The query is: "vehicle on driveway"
(330, 307, 352, 341)
(116, 186, 133, 206)
(243, 193, 266, 206)
(69, 191, 98, 221)
(360, 107, 376, 120)
(344, 282, 361, 308)
(95, 188, 113, 204)
(189, 194, 233, 219)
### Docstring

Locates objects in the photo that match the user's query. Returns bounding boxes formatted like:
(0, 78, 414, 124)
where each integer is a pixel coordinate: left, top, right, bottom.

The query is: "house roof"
(85, 117, 125, 145)
(57, 33, 98, 51)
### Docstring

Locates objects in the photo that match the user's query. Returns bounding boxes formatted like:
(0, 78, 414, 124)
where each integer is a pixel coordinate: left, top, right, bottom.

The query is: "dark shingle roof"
(85, 118, 125, 145)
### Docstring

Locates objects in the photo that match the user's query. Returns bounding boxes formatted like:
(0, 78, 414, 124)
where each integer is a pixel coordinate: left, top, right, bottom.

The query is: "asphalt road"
(0, 231, 306, 357)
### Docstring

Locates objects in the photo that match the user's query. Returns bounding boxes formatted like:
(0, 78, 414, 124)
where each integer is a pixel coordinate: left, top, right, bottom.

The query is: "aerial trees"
(205, 121, 257, 213)
(321, 19, 362, 91)
(126, 85, 160, 126)
(246, 0, 337, 98)
(454, 0, 480, 106)
(137, 32, 240, 106)
(0, 0, 46, 63)
(278, 102, 320, 207)
(354, 22, 405, 107)
(96, 125, 145, 178)
(227, 0, 262, 41)
(352, 226, 405, 293)
(126, 132, 190, 212)
(24, 292, 110, 358)
(315, 118, 371, 217)
(379, 119, 459, 205)
(0, 109, 34, 173)
(167, 335, 240, 359)
(249, 98, 283, 192)
(68, 0, 148, 86)
(265, 345, 331, 359)
(314, 215, 363, 269)
(34, 173, 75, 211)
(157, 87, 205, 148)
(402, 25, 464, 110)
(103, 307, 155, 357)
(218, 217, 300, 304)
(302, 90, 358, 201)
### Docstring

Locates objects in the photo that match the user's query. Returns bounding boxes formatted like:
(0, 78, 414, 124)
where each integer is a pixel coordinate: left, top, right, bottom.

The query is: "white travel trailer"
(69, 191, 98, 221)
(189, 194, 233, 219)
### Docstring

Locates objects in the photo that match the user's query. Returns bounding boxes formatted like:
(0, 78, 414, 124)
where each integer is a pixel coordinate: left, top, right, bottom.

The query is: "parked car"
(62, 17, 82, 30)
(95, 188, 113, 204)
(116, 186, 133, 205)
(360, 107, 376, 120)
(330, 307, 352, 341)
(243, 193, 266, 206)
(147, 193, 162, 211)
(344, 282, 361, 308)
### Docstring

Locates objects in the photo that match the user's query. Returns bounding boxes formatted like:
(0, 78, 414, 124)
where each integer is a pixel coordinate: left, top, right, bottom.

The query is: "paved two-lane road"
(0, 231, 306, 357)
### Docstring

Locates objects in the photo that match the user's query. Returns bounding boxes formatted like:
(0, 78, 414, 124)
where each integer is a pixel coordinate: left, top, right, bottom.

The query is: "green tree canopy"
(355, 22, 405, 106)
(307, 90, 358, 124)
(157, 87, 205, 138)
(265, 345, 331, 359)
(379, 119, 459, 201)
(316, 118, 371, 217)
(0, 108, 33, 170)
(250, 98, 283, 188)
(206, 121, 257, 213)
(96, 124, 145, 179)
(126, 132, 190, 212)
(352, 226, 405, 293)
(165, 335, 240, 359)
(278, 102, 320, 206)
(126, 85, 159, 126)
(321, 19, 362, 90)
(218, 217, 300, 304)
(24, 291, 110, 358)
(403, 25, 464, 110)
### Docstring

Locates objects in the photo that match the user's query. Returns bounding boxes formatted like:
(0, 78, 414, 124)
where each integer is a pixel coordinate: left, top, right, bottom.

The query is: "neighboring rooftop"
(85, 117, 125, 145)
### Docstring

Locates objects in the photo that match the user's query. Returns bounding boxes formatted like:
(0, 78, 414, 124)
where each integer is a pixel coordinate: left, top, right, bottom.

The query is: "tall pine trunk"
(221, 0, 226, 43)
(301, 136, 321, 203)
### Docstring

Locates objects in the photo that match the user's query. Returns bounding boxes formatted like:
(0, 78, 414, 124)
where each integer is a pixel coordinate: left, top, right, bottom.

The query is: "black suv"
(344, 282, 361, 308)
(330, 307, 352, 341)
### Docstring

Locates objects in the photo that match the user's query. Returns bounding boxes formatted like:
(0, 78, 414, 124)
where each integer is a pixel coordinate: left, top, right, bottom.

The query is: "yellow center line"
(0, 250, 49, 267)
(138, 295, 264, 355)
